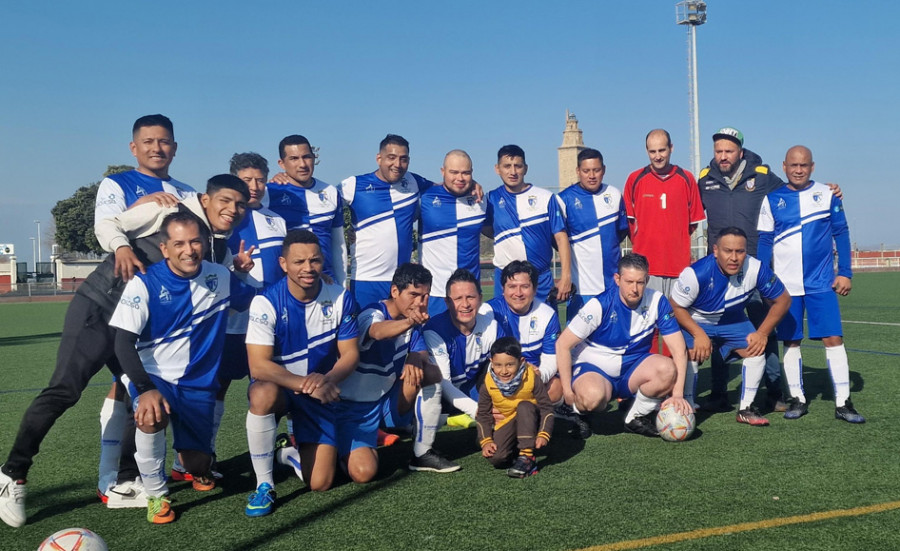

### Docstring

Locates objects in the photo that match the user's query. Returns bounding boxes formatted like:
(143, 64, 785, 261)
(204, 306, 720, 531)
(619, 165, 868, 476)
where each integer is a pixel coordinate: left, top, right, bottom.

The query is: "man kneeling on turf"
(556, 253, 692, 438)
(244, 230, 360, 517)
(110, 212, 255, 523)
(339, 263, 459, 474)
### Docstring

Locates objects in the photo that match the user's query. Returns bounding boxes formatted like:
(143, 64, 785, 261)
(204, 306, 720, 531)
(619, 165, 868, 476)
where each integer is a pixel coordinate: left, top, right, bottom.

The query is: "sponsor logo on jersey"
(705, 183, 721, 190)
(708, 276, 715, 290)
(158, 286, 172, 304)
(579, 311, 593, 323)
(97, 193, 118, 206)
(676, 280, 688, 294)
(321, 301, 333, 319)
(744, 178, 756, 191)
(249, 312, 269, 325)
(205, 274, 218, 292)
(120, 295, 142, 309)
(834, 204, 842, 213)
(434, 344, 447, 357)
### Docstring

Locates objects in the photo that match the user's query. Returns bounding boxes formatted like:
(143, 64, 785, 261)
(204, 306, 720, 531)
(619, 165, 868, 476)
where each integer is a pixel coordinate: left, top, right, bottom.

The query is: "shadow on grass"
(799, 364, 865, 401)
(0, 332, 62, 347)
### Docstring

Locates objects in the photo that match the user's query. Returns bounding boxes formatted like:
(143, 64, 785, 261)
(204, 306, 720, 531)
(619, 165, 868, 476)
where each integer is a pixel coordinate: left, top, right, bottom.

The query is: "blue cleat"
(245, 483, 276, 517)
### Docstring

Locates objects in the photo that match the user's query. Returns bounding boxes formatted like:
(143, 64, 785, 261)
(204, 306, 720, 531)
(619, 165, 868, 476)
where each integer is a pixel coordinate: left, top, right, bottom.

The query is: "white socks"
(413, 384, 442, 458)
(684, 361, 699, 408)
(98, 398, 127, 493)
(135, 429, 167, 497)
(826, 344, 851, 406)
(782, 346, 806, 403)
(625, 390, 661, 424)
(246, 412, 276, 487)
(739, 355, 766, 410)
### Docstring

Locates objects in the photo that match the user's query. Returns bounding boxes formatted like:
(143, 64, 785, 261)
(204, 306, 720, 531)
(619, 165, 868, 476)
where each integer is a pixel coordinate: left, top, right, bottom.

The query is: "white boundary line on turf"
(841, 320, 900, 327)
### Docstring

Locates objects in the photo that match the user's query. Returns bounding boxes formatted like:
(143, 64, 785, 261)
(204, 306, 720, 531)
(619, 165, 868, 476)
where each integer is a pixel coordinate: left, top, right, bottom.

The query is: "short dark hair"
(618, 252, 650, 275)
(391, 263, 432, 293)
(490, 336, 522, 359)
(278, 135, 312, 160)
(379, 134, 409, 152)
(645, 129, 672, 148)
(445, 268, 482, 297)
(497, 144, 525, 163)
(160, 211, 209, 243)
(133, 114, 174, 138)
(577, 148, 604, 168)
(716, 226, 748, 243)
(229, 152, 269, 178)
(206, 174, 250, 202)
(281, 229, 321, 257)
(501, 260, 538, 289)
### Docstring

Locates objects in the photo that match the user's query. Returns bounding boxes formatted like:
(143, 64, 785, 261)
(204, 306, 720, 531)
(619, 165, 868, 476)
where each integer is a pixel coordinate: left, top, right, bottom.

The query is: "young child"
(476, 337, 554, 478)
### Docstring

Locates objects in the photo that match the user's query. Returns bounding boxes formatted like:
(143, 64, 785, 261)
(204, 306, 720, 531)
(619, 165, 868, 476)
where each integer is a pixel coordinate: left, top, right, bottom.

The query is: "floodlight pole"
(676, 1, 707, 178)
(34, 219, 41, 270)
(30, 237, 37, 272)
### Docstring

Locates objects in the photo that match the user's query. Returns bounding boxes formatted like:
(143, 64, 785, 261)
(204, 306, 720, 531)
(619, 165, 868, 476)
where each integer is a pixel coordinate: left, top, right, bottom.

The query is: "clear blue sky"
(2, 0, 898, 266)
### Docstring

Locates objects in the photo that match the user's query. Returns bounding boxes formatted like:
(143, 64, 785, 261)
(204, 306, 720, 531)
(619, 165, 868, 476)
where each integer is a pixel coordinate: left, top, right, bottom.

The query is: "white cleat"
(106, 478, 149, 509)
(0, 469, 26, 528)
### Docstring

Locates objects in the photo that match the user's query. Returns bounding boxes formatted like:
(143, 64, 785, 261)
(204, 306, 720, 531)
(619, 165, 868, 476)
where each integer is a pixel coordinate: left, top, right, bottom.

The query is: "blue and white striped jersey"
(109, 260, 255, 389)
(557, 183, 628, 295)
(264, 179, 345, 283)
(486, 184, 565, 273)
(423, 310, 505, 395)
(418, 185, 487, 297)
(757, 181, 852, 296)
(339, 301, 426, 402)
(671, 254, 785, 325)
(94, 170, 196, 232)
(245, 278, 359, 376)
(566, 286, 680, 377)
(225, 207, 287, 334)
(481, 296, 560, 381)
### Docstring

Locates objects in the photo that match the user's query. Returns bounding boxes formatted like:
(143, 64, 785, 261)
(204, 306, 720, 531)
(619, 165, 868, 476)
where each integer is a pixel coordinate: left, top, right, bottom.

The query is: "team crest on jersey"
(319, 190, 327, 202)
(574, 198, 583, 210)
(744, 178, 756, 191)
(813, 192, 823, 204)
(400, 180, 409, 192)
(158, 286, 171, 304)
(529, 316, 538, 331)
(527, 195, 537, 209)
(603, 194, 612, 205)
(735, 270, 745, 285)
(640, 305, 650, 318)
(205, 274, 218, 292)
(475, 332, 483, 350)
(432, 197, 442, 207)
(320, 301, 334, 319)
(708, 276, 715, 290)
(279, 194, 291, 205)
(265, 216, 277, 229)
(466, 196, 475, 207)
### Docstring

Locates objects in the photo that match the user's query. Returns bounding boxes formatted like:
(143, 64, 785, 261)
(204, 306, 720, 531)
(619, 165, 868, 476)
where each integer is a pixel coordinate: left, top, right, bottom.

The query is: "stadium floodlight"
(34, 219, 41, 270)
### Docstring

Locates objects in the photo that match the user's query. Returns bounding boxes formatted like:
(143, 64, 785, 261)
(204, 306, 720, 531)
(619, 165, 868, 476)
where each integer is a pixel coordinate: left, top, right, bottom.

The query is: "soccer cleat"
(172, 466, 222, 482)
(274, 432, 291, 450)
(245, 483, 276, 517)
(736, 406, 770, 426)
(554, 404, 592, 439)
(624, 413, 659, 437)
(0, 468, 26, 528)
(107, 478, 149, 509)
(97, 489, 108, 504)
(147, 495, 174, 524)
(701, 392, 734, 413)
(506, 455, 538, 478)
(446, 413, 476, 428)
(783, 398, 809, 420)
(835, 400, 866, 424)
(377, 429, 400, 447)
(192, 476, 215, 492)
(408, 450, 461, 473)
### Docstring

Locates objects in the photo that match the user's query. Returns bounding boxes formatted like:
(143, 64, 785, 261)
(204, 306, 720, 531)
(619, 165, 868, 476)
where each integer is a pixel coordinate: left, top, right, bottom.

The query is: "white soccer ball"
(38, 528, 108, 551)
(655, 403, 696, 442)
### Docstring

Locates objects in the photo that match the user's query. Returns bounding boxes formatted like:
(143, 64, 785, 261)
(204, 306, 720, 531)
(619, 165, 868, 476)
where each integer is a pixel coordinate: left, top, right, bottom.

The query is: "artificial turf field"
(1, 272, 899, 550)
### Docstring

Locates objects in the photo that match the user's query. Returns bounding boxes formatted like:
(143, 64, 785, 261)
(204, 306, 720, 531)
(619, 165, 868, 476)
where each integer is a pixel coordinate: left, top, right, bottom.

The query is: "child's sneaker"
(147, 496, 174, 524)
(0, 469, 26, 528)
(506, 455, 538, 478)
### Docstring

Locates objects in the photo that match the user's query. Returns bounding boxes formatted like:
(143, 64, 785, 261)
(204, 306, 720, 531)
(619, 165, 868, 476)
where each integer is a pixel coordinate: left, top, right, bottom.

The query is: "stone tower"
(558, 110, 586, 190)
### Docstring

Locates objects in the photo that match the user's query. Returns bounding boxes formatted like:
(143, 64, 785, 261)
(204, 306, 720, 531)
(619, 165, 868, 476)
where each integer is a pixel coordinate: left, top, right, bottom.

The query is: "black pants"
(2, 293, 137, 481)
(485, 401, 540, 467)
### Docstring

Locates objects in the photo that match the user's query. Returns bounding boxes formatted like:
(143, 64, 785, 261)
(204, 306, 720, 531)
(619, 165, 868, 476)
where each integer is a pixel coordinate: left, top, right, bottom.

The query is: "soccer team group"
(0, 114, 864, 527)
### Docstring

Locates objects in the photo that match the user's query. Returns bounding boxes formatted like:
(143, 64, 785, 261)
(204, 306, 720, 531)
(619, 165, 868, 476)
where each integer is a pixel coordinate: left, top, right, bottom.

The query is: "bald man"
(418, 150, 488, 315)
(757, 146, 864, 424)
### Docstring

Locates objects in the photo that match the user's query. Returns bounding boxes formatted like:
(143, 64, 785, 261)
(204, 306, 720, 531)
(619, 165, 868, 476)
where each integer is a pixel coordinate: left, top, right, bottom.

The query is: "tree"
(52, 165, 134, 254)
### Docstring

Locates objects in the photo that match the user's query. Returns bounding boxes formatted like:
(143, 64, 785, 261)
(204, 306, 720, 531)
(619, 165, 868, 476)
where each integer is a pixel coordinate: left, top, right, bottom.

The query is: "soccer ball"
(38, 528, 108, 551)
(655, 403, 696, 442)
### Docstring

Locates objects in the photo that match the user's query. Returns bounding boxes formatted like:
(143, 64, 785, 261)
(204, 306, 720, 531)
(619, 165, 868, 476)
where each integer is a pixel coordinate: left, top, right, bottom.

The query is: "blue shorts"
(335, 383, 414, 454)
(130, 376, 215, 454)
(218, 332, 250, 381)
(682, 321, 755, 362)
(351, 280, 391, 311)
(427, 296, 448, 317)
(494, 268, 554, 305)
(285, 390, 338, 448)
(571, 353, 651, 400)
(777, 292, 843, 341)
